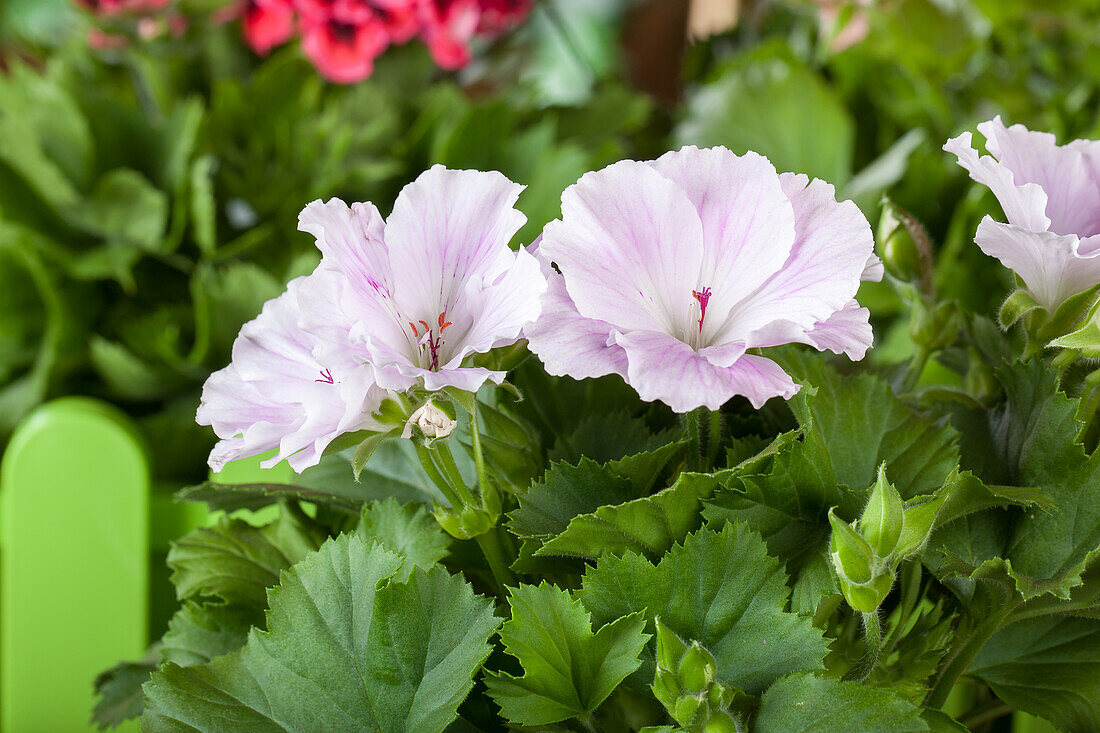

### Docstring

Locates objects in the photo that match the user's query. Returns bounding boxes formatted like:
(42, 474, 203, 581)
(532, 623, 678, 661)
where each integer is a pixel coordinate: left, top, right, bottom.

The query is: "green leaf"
(548, 411, 676, 465)
(160, 602, 258, 668)
(579, 524, 827, 695)
(175, 480, 362, 514)
(508, 458, 638, 538)
(676, 43, 853, 186)
(969, 615, 1100, 732)
(783, 353, 960, 499)
(485, 583, 648, 725)
(167, 510, 327, 609)
(143, 534, 502, 732)
(356, 497, 451, 569)
(81, 168, 169, 249)
(93, 651, 159, 730)
(753, 673, 929, 733)
(535, 470, 728, 561)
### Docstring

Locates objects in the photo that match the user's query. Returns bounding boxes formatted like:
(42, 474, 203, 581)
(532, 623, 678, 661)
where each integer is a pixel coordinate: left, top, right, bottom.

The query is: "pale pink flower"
(525, 145, 876, 412)
(944, 117, 1100, 311)
(197, 278, 386, 473)
(295, 165, 547, 395)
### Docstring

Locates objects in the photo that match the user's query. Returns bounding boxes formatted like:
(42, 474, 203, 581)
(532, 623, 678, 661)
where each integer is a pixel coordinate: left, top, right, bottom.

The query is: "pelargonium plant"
(99, 141, 1100, 733)
(76, 0, 532, 80)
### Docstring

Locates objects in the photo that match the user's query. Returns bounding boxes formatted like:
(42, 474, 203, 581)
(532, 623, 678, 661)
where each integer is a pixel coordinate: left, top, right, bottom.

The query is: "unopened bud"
(702, 711, 741, 733)
(401, 400, 456, 440)
(677, 642, 717, 694)
(860, 465, 904, 558)
(828, 509, 875, 585)
(878, 198, 923, 283)
(895, 492, 947, 558)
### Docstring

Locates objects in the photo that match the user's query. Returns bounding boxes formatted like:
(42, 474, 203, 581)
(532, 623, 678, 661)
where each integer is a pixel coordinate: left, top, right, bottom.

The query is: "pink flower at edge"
(944, 117, 1100, 312)
(196, 278, 388, 473)
(418, 0, 480, 69)
(242, 0, 296, 55)
(525, 145, 877, 413)
(295, 165, 548, 395)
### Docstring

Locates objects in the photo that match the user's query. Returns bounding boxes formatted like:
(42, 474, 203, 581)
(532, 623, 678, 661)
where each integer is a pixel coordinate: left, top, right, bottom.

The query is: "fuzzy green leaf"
(160, 602, 258, 668)
(508, 459, 638, 538)
(753, 673, 929, 732)
(485, 583, 648, 725)
(579, 524, 827, 694)
(143, 534, 501, 732)
(969, 615, 1100, 732)
(356, 497, 451, 569)
(167, 511, 327, 609)
(535, 470, 729, 561)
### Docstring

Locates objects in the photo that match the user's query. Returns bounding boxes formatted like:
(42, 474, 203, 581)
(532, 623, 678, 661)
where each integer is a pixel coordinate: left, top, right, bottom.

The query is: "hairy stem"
(844, 611, 883, 681)
(415, 444, 463, 509)
(707, 409, 723, 468)
(431, 442, 475, 506)
(881, 561, 922, 659)
(925, 602, 1018, 709)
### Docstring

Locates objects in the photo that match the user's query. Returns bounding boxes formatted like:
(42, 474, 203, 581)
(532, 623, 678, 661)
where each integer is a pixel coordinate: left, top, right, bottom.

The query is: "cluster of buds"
(237, 0, 532, 83)
(651, 619, 742, 733)
(828, 465, 944, 613)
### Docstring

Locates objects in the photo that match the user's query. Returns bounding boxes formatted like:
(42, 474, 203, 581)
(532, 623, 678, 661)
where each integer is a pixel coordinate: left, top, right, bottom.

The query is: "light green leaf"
(167, 510, 327, 609)
(81, 168, 169, 249)
(535, 470, 728, 561)
(579, 524, 827, 694)
(190, 155, 217, 254)
(356, 497, 451, 569)
(485, 583, 648, 725)
(93, 651, 159, 730)
(676, 43, 854, 187)
(753, 673, 929, 732)
(143, 534, 501, 732)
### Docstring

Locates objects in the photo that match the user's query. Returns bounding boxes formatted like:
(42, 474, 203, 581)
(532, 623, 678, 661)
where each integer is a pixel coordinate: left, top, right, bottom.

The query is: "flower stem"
(844, 611, 883, 681)
(469, 399, 490, 495)
(431, 442, 475, 506)
(415, 444, 463, 509)
(925, 601, 1018, 709)
(881, 561, 921, 659)
(475, 526, 516, 594)
(708, 409, 723, 468)
(900, 347, 930, 393)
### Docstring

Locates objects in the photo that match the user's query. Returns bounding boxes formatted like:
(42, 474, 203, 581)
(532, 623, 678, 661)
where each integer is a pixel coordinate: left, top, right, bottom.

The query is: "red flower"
(242, 0, 296, 54)
(474, 0, 531, 34)
(418, 0, 480, 69)
(75, 0, 170, 15)
(300, 15, 389, 82)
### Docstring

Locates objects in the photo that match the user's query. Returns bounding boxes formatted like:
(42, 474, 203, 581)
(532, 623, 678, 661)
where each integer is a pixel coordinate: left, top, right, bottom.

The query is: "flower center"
(692, 287, 712, 333)
(408, 311, 453, 370)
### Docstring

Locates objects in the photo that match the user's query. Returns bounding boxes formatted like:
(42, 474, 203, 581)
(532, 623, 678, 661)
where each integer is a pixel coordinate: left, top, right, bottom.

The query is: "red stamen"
(315, 368, 335, 384)
(409, 321, 420, 338)
(438, 311, 453, 331)
(692, 287, 712, 333)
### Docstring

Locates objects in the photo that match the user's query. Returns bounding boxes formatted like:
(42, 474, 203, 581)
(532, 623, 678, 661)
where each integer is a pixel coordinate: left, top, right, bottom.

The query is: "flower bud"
(401, 400, 456, 440)
(878, 198, 923, 283)
(860, 465, 904, 558)
(677, 642, 717, 694)
(674, 695, 702, 724)
(895, 492, 947, 558)
(702, 711, 741, 733)
(828, 509, 874, 585)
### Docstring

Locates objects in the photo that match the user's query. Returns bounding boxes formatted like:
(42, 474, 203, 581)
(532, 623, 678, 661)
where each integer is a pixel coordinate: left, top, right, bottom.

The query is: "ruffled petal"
(613, 331, 798, 412)
(444, 246, 547, 365)
(943, 128, 1051, 233)
(524, 270, 628, 380)
(646, 146, 796, 335)
(800, 300, 874, 360)
(974, 217, 1100, 311)
(385, 165, 527, 322)
(541, 160, 705, 338)
(716, 173, 871, 346)
(978, 116, 1100, 238)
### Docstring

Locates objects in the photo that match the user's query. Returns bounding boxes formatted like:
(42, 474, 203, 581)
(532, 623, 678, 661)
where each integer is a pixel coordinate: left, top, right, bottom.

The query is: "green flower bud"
(895, 492, 947, 558)
(829, 509, 875, 584)
(837, 571, 894, 614)
(911, 300, 961, 352)
(878, 198, 923, 283)
(860, 465, 904, 558)
(702, 711, 741, 733)
(678, 642, 717, 694)
(674, 695, 702, 725)
(651, 668, 680, 712)
(654, 618, 689, 672)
